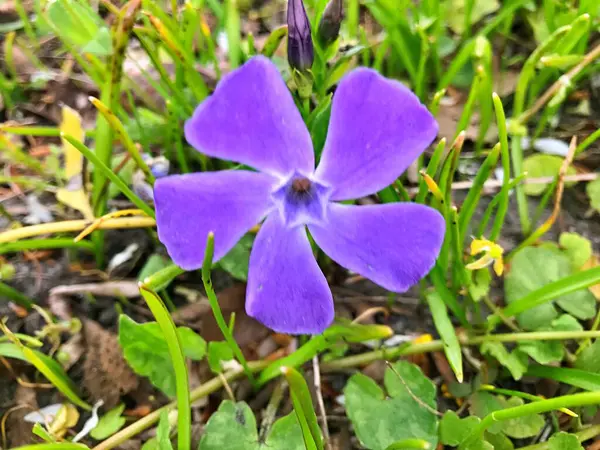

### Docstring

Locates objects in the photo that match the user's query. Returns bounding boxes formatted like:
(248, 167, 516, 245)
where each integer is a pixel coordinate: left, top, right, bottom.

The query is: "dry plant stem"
(520, 42, 600, 124)
(509, 136, 577, 258)
(312, 356, 331, 450)
(319, 329, 600, 372)
(0, 217, 156, 243)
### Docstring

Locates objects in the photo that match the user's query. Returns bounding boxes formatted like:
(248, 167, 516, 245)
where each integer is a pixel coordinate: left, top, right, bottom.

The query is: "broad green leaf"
(90, 404, 126, 440)
(118, 316, 206, 396)
(505, 247, 596, 330)
(344, 361, 438, 450)
(439, 411, 481, 446)
(548, 432, 583, 450)
(587, 178, 600, 212)
(46, 0, 112, 55)
(559, 233, 592, 270)
(518, 314, 582, 364)
(576, 340, 600, 373)
(198, 400, 304, 450)
(218, 234, 253, 281)
(500, 397, 545, 438)
(484, 431, 514, 450)
(481, 342, 528, 380)
(522, 154, 576, 196)
(469, 392, 504, 434)
(208, 341, 234, 374)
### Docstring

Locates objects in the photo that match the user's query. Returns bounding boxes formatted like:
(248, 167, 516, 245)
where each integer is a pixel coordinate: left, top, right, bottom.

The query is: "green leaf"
(157, 410, 174, 450)
(526, 365, 600, 391)
(587, 178, 600, 212)
(484, 431, 514, 450)
(469, 269, 492, 302)
(198, 400, 305, 450)
(218, 234, 253, 281)
(46, 0, 112, 55)
(505, 247, 596, 329)
(439, 411, 481, 446)
(90, 404, 126, 440)
(518, 314, 583, 364)
(481, 342, 528, 380)
(282, 366, 323, 450)
(468, 392, 504, 434)
(548, 432, 584, 450)
(522, 154, 576, 196)
(559, 233, 592, 270)
(344, 361, 438, 450)
(118, 315, 206, 396)
(499, 397, 545, 438)
(576, 340, 600, 373)
(208, 341, 235, 374)
(141, 410, 174, 450)
(426, 291, 463, 382)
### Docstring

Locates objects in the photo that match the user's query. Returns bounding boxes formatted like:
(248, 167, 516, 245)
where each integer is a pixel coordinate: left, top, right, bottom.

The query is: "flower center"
(292, 177, 312, 193)
(271, 172, 331, 228)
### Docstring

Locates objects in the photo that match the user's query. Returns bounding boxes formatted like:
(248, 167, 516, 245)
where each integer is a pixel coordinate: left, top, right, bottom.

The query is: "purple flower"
(154, 56, 445, 335)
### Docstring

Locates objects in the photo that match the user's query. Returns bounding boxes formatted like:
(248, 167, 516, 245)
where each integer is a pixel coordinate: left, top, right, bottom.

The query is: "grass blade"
(425, 290, 463, 382)
(138, 285, 190, 450)
(281, 366, 323, 450)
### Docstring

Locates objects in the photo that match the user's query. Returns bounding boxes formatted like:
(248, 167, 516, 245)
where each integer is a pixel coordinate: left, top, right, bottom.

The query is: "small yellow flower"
(465, 238, 504, 276)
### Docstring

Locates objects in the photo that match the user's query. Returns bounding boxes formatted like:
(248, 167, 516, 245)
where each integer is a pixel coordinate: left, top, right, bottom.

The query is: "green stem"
(201, 233, 256, 386)
(466, 392, 600, 445)
(319, 330, 600, 372)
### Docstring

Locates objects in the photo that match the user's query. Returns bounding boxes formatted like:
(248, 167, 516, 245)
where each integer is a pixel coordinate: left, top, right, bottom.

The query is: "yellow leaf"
(57, 105, 94, 220)
(48, 404, 79, 438)
(59, 105, 85, 180)
(57, 188, 95, 221)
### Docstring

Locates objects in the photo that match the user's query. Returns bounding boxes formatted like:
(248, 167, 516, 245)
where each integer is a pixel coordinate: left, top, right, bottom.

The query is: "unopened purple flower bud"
(317, 0, 343, 47)
(287, 0, 314, 72)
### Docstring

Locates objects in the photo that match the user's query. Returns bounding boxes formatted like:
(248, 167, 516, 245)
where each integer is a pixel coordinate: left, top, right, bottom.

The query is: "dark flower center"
(291, 177, 312, 193)
(271, 172, 332, 228)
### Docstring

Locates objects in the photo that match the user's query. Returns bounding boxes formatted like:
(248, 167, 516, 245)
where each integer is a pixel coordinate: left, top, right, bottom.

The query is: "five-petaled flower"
(154, 56, 445, 334)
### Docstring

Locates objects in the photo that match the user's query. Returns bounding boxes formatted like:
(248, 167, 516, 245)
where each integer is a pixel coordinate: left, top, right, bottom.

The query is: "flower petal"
(315, 69, 438, 200)
(184, 56, 314, 177)
(309, 203, 445, 291)
(246, 213, 333, 334)
(154, 170, 275, 270)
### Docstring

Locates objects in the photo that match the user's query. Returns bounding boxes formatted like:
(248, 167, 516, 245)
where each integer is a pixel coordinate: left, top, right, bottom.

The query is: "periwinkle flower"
(154, 56, 445, 334)
(287, 0, 314, 72)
